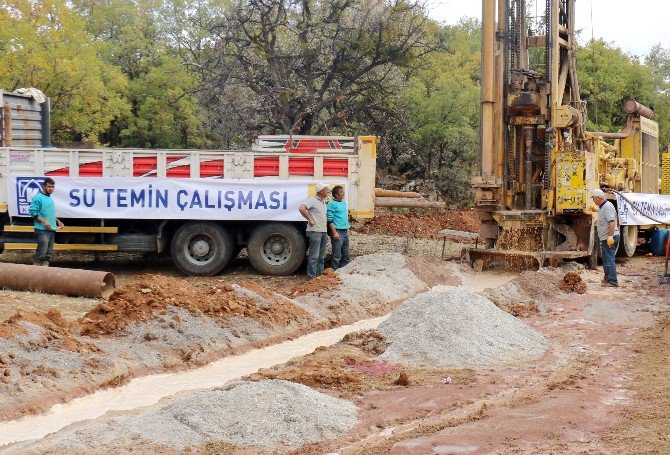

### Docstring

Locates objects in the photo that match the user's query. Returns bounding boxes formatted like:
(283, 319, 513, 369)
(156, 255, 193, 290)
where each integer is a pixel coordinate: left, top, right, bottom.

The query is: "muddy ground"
(0, 228, 669, 454)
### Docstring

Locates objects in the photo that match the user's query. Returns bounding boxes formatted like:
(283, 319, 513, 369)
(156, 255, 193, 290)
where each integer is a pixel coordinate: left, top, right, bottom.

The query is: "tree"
(386, 20, 481, 203)
(73, 0, 213, 148)
(577, 40, 657, 134)
(201, 0, 436, 144)
(645, 44, 670, 149)
(0, 0, 129, 144)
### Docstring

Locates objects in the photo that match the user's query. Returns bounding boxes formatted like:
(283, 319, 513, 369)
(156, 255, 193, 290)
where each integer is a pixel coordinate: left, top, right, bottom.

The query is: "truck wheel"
(170, 222, 234, 276)
(247, 223, 305, 275)
(619, 225, 638, 258)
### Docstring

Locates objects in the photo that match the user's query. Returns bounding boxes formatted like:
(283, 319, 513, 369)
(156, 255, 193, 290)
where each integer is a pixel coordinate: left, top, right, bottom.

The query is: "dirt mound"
(0, 309, 97, 353)
(377, 288, 548, 369)
(79, 275, 312, 336)
(354, 208, 480, 239)
(341, 329, 389, 355)
(250, 330, 474, 398)
(286, 268, 342, 297)
(483, 268, 563, 316)
(559, 272, 587, 294)
(405, 257, 462, 287)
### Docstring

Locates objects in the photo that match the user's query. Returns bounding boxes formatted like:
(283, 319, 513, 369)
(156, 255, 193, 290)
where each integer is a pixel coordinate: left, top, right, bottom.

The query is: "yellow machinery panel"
(555, 150, 590, 212)
(662, 153, 670, 195)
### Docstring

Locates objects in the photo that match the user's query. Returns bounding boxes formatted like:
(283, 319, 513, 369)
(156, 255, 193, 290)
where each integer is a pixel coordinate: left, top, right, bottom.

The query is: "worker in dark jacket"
(28, 178, 64, 266)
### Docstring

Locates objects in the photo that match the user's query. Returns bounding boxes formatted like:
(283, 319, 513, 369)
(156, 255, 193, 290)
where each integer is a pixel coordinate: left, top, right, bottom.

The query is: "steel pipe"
(0, 263, 115, 299)
(480, 0, 496, 179)
(593, 115, 633, 139)
(623, 100, 654, 119)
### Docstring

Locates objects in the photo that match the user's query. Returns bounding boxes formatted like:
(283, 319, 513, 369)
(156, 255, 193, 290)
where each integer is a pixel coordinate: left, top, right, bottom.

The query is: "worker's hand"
(308, 218, 315, 226)
(57, 220, 64, 228)
(333, 232, 341, 241)
(607, 236, 615, 247)
(43, 222, 52, 230)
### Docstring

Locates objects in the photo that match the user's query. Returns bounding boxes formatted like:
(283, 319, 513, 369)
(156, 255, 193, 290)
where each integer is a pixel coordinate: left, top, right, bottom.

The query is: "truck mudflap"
(463, 247, 589, 271)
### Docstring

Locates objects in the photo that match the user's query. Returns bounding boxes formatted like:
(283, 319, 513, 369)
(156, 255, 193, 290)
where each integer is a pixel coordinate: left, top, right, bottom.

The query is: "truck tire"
(170, 222, 234, 276)
(247, 223, 306, 275)
(618, 225, 638, 258)
(108, 234, 158, 252)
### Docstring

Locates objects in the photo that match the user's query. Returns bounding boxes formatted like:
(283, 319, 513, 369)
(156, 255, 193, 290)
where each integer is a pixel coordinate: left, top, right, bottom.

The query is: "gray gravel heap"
(330, 253, 425, 302)
(377, 288, 548, 369)
(27, 380, 357, 452)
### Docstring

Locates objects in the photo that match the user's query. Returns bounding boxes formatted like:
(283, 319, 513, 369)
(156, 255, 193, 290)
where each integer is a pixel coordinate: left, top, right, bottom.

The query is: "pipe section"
(480, 0, 496, 178)
(623, 100, 654, 119)
(0, 263, 115, 299)
(375, 198, 446, 209)
(593, 115, 633, 139)
(374, 188, 422, 198)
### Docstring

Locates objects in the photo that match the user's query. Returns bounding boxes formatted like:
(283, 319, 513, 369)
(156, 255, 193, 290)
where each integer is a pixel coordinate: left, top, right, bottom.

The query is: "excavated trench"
(0, 261, 514, 449)
(0, 315, 388, 446)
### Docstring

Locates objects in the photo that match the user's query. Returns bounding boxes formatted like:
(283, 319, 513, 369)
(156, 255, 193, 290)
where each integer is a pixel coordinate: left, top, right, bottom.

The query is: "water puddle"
(0, 315, 388, 446)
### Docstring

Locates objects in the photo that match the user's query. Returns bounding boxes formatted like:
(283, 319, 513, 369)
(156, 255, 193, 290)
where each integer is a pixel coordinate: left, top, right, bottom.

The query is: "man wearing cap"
(299, 183, 330, 279)
(591, 188, 619, 287)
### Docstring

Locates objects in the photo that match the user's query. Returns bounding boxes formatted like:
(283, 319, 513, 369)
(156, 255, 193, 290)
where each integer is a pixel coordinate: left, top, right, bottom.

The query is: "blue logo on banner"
(16, 177, 46, 216)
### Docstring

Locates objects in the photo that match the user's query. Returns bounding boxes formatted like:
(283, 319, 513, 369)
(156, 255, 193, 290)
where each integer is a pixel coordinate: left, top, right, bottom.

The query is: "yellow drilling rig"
(468, 0, 660, 269)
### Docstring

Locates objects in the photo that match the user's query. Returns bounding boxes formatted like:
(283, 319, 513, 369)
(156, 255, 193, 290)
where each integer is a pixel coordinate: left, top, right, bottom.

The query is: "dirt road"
(1, 235, 669, 453)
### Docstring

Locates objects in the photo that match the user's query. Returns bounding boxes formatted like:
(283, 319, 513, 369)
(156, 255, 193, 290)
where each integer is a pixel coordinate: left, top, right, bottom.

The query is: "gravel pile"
(295, 253, 427, 320)
(377, 288, 548, 369)
(337, 253, 426, 301)
(26, 380, 357, 452)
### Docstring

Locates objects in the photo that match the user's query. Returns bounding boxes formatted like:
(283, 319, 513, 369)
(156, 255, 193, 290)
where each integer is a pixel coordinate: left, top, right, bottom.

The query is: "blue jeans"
(600, 235, 619, 285)
(35, 229, 55, 262)
(330, 229, 350, 271)
(306, 231, 328, 279)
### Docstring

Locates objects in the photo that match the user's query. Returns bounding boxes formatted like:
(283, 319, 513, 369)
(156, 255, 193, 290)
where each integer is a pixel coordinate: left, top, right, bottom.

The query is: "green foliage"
(74, 0, 213, 148)
(645, 44, 670, 149)
(392, 20, 481, 203)
(576, 41, 663, 139)
(0, 0, 129, 143)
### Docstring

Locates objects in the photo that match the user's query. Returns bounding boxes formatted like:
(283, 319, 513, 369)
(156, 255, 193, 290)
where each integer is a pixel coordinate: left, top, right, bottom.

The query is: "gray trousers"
(35, 229, 55, 262)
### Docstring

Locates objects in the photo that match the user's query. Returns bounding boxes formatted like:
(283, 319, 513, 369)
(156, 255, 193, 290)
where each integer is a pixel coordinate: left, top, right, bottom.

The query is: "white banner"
(7, 177, 344, 221)
(616, 192, 670, 225)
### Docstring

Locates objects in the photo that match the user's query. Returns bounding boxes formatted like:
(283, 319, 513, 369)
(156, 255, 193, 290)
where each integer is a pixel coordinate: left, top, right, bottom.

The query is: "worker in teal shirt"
(326, 185, 350, 270)
(28, 177, 64, 266)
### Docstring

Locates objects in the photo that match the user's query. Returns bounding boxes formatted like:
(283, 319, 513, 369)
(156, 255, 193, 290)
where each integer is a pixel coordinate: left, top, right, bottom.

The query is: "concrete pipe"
(0, 263, 115, 299)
